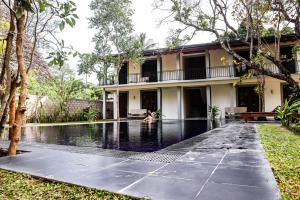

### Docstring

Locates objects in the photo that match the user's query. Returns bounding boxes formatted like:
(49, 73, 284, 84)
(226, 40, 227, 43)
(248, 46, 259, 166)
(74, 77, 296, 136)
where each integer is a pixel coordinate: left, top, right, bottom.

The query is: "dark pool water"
(2, 120, 224, 152)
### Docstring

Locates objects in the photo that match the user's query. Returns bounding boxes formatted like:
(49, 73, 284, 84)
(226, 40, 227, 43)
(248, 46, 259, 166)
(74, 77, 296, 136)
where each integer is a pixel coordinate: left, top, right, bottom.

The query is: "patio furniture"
(240, 112, 277, 122)
(128, 109, 147, 119)
(225, 107, 247, 119)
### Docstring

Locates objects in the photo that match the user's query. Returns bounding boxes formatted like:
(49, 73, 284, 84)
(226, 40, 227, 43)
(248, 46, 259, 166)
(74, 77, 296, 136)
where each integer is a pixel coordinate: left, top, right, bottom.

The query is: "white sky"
(59, 0, 216, 83)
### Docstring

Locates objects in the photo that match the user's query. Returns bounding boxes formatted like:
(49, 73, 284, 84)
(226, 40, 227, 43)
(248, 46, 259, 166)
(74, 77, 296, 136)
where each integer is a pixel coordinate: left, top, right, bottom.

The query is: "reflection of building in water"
(16, 120, 222, 152)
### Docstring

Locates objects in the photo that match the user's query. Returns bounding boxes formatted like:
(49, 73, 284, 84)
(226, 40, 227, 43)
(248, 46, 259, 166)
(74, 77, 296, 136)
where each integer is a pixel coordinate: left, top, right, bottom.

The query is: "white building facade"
(101, 36, 300, 120)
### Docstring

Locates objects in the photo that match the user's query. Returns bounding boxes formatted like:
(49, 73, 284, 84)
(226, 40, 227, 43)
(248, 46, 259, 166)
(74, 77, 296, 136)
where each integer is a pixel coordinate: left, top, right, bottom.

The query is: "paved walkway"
(0, 123, 281, 200)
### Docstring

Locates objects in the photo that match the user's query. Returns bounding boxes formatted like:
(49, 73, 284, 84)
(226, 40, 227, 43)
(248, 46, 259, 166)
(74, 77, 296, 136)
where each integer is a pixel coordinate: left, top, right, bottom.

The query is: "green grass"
(0, 169, 138, 200)
(257, 124, 300, 200)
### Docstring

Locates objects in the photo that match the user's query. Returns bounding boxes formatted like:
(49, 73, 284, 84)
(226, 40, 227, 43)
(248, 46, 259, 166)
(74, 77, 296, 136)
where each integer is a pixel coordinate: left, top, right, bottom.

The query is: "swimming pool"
(3, 120, 224, 152)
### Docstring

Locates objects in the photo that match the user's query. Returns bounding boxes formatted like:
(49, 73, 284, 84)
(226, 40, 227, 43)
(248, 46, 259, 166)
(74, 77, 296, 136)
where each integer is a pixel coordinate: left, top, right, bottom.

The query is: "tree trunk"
(8, 13, 27, 156)
(0, 81, 18, 136)
(0, 8, 16, 133)
(8, 94, 16, 140)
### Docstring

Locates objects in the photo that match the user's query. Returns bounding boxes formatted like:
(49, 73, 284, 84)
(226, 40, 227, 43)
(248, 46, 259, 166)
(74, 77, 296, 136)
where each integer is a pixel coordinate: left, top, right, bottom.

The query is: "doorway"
(237, 85, 259, 112)
(282, 84, 294, 104)
(184, 55, 206, 80)
(234, 50, 250, 77)
(281, 47, 296, 73)
(184, 87, 207, 118)
(142, 60, 157, 82)
(119, 92, 128, 118)
(141, 90, 158, 112)
(119, 62, 128, 84)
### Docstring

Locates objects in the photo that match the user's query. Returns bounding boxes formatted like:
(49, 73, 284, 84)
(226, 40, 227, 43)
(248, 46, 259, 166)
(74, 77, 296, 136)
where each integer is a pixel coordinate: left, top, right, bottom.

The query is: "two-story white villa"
(101, 34, 300, 120)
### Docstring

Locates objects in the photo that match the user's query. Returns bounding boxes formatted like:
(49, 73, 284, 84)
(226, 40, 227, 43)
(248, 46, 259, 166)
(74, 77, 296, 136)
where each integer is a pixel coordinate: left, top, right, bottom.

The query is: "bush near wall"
(26, 95, 113, 123)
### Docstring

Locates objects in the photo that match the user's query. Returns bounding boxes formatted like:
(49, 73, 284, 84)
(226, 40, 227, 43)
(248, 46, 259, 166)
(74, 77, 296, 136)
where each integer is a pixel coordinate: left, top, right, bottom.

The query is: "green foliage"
(0, 17, 9, 56)
(165, 29, 188, 48)
(0, 38, 6, 56)
(89, 0, 145, 75)
(257, 124, 300, 200)
(254, 85, 264, 95)
(28, 67, 102, 123)
(209, 105, 220, 120)
(275, 99, 300, 127)
(221, 23, 295, 41)
(82, 106, 98, 122)
(152, 109, 163, 120)
(78, 53, 114, 85)
(0, 169, 137, 200)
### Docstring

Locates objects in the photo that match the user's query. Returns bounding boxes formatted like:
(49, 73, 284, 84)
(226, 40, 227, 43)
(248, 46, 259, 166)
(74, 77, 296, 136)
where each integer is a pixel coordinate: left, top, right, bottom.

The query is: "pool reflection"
(4, 120, 223, 152)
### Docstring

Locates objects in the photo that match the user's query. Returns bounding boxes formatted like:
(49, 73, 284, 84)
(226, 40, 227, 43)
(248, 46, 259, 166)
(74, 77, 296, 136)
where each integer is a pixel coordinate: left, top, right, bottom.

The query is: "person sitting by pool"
(144, 110, 153, 123)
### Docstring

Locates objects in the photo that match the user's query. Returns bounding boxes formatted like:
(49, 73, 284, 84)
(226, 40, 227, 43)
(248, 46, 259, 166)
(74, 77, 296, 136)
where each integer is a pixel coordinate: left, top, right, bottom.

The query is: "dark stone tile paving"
(121, 175, 205, 200)
(195, 181, 277, 200)
(0, 122, 281, 200)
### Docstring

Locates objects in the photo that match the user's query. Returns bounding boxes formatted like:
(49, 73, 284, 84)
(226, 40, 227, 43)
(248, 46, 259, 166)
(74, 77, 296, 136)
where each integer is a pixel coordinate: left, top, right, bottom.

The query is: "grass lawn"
(0, 169, 138, 200)
(257, 124, 300, 200)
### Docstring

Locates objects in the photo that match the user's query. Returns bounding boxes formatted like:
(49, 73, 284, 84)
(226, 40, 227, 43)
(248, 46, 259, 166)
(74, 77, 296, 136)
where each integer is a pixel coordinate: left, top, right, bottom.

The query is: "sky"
(59, 0, 216, 83)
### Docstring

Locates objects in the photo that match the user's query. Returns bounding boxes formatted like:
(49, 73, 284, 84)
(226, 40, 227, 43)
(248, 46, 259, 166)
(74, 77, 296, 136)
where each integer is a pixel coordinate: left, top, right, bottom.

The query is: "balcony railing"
(100, 64, 298, 86)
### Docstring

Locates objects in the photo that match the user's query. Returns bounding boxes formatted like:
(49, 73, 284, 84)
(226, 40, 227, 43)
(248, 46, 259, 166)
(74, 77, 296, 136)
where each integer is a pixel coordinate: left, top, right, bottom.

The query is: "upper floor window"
(280, 46, 295, 73)
(183, 55, 206, 80)
(141, 59, 157, 82)
(234, 50, 251, 77)
(119, 62, 128, 85)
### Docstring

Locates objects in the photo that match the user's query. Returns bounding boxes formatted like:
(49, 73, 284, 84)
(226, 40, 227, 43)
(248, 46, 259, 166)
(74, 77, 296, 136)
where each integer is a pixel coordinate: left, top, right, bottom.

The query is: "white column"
(102, 90, 107, 119)
(206, 86, 211, 118)
(113, 92, 118, 119)
(157, 88, 162, 111)
(176, 54, 181, 70)
(181, 87, 185, 119)
(157, 56, 162, 81)
(177, 86, 182, 119)
(228, 54, 234, 77)
(205, 50, 210, 78)
(176, 53, 183, 80)
(231, 84, 237, 107)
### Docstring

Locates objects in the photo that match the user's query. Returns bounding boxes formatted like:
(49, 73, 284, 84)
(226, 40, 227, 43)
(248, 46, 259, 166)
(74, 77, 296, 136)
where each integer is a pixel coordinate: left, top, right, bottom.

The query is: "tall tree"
(78, 53, 113, 86)
(0, 0, 78, 155)
(154, 0, 300, 99)
(89, 0, 144, 120)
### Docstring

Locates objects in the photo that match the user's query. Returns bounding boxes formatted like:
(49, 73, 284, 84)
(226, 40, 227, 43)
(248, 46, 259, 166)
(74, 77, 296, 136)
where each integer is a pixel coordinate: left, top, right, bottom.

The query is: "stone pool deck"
(0, 123, 281, 200)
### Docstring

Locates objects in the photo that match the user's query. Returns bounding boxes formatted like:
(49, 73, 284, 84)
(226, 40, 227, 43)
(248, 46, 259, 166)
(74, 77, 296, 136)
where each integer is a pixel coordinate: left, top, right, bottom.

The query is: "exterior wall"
(211, 84, 235, 118)
(209, 49, 231, 66)
(162, 54, 177, 71)
(128, 89, 141, 111)
(264, 79, 282, 112)
(26, 95, 113, 122)
(128, 60, 141, 74)
(162, 87, 179, 119)
(108, 41, 300, 119)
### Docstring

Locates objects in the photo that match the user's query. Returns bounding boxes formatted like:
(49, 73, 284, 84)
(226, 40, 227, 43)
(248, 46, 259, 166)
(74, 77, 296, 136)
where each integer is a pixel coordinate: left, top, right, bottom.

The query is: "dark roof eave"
(143, 34, 299, 57)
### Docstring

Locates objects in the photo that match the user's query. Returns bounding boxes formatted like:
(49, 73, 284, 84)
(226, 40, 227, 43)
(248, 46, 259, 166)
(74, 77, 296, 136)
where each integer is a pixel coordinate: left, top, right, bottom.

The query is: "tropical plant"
(275, 99, 300, 127)
(82, 106, 98, 122)
(209, 105, 220, 121)
(152, 109, 163, 120)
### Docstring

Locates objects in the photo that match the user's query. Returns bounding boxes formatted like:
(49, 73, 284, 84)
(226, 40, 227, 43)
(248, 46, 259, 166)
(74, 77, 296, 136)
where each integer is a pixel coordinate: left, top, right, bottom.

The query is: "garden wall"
(26, 95, 113, 122)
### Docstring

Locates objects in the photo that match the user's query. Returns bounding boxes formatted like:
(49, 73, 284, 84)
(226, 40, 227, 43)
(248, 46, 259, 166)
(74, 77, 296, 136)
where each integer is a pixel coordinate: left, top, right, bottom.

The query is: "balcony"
(100, 63, 298, 86)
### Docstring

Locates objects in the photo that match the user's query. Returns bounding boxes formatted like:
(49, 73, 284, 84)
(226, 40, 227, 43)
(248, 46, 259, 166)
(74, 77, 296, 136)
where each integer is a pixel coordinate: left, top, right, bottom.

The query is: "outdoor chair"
(128, 109, 147, 119)
(225, 107, 247, 119)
